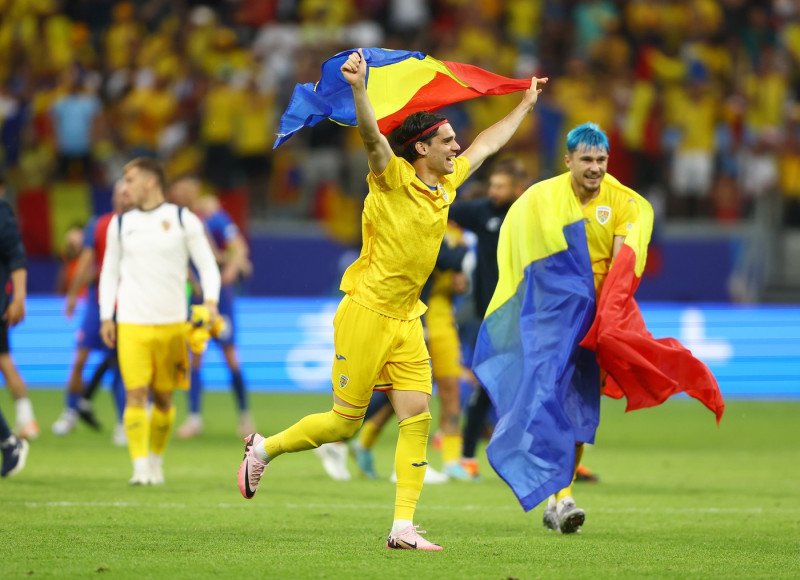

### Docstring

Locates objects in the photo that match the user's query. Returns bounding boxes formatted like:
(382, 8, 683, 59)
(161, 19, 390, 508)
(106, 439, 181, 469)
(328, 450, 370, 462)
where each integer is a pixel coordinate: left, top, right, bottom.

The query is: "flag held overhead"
(273, 48, 533, 148)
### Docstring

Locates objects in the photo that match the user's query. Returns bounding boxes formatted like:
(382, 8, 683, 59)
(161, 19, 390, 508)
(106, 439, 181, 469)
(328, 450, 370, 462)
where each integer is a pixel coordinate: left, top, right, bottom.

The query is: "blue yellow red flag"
(473, 172, 724, 512)
(579, 185, 725, 423)
(472, 173, 600, 512)
(273, 48, 532, 148)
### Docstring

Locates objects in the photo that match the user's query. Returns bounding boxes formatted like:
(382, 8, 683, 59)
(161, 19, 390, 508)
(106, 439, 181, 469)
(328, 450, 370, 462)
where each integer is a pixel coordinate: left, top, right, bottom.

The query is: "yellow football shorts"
(117, 322, 190, 392)
(425, 294, 462, 380)
(331, 296, 432, 408)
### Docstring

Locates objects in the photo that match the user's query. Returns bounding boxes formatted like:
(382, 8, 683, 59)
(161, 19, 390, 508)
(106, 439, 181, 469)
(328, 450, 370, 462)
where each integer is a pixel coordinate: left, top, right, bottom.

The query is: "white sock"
(149, 453, 164, 468)
(391, 519, 413, 535)
(15, 398, 34, 425)
(133, 457, 149, 474)
(254, 439, 269, 462)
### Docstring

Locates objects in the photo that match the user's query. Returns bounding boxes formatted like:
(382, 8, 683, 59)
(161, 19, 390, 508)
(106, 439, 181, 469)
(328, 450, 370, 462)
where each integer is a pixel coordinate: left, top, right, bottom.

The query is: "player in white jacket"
(99, 157, 220, 485)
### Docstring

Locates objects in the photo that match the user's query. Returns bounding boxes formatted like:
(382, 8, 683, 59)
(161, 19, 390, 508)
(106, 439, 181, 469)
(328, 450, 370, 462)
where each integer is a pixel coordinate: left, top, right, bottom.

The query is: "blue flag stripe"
(473, 220, 600, 511)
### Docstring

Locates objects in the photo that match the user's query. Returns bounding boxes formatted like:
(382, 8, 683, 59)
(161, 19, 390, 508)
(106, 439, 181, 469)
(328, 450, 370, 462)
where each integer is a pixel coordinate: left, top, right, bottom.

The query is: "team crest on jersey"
(338, 374, 349, 389)
(162, 221, 172, 231)
(596, 206, 611, 225)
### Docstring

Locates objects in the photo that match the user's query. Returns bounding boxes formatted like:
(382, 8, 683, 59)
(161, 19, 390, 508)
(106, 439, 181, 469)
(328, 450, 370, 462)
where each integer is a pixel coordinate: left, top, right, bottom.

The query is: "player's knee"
(125, 387, 148, 407)
(328, 412, 362, 440)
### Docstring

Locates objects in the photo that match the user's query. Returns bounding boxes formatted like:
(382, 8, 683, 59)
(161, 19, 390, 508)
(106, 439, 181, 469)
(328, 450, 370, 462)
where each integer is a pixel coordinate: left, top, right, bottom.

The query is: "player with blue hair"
(532, 121, 637, 534)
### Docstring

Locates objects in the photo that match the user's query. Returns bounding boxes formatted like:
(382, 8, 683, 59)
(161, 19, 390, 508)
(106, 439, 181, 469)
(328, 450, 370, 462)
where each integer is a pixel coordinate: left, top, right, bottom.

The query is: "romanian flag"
(472, 173, 723, 512)
(579, 199, 725, 423)
(274, 48, 532, 148)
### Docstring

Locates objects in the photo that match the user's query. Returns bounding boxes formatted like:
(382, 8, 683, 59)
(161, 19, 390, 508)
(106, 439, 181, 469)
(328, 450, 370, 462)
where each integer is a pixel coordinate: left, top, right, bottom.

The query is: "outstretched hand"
(340, 48, 367, 87)
(522, 76, 549, 109)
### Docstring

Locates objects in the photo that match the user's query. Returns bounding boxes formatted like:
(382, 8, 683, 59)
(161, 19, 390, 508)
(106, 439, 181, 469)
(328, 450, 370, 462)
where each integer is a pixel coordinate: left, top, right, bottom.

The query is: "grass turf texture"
(1, 390, 798, 579)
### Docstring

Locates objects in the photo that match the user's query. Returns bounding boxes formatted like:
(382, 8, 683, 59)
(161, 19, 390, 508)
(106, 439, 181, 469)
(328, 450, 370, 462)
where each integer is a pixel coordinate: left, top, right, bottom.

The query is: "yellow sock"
(441, 433, 462, 465)
(554, 442, 585, 501)
(358, 419, 381, 450)
(149, 405, 176, 455)
(263, 402, 365, 460)
(124, 406, 149, 461)
(394, 411, 432, 522)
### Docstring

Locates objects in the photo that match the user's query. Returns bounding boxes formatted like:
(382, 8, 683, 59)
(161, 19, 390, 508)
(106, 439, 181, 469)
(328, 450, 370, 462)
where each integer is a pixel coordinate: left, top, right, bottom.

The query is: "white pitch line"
(2, 501, 798, 514)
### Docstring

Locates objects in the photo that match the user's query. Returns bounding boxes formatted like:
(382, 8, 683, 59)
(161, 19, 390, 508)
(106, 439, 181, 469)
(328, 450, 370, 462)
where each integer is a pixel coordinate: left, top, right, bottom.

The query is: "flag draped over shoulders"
(579, 179, 725, 423)
(473, 172, 724, 512)
(472, 174, 600, 512)
(273, 48, 532, 148)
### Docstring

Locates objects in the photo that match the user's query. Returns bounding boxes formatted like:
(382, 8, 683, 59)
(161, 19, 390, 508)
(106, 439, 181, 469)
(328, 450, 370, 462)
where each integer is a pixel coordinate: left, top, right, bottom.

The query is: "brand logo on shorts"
(596, 206, 611, 225)
(162, 221, 172, 231)
(338, 374, 349, 389)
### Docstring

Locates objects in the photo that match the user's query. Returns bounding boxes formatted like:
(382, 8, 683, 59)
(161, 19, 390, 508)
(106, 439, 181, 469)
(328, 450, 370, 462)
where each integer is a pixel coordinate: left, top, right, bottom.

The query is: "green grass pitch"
(1, 390, 798, 579)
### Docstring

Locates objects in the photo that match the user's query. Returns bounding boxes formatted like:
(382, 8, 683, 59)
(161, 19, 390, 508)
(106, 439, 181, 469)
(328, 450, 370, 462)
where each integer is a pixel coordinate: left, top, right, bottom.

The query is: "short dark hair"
(124, 157, 167, 192)
(388, 112, 448, 164)
(490, 158, 528, 185)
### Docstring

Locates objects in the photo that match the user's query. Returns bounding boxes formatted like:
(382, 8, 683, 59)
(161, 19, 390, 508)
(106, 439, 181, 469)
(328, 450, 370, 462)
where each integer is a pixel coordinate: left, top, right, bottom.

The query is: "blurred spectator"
(0, 0, 796, 238)
(50, 70, 103, 181)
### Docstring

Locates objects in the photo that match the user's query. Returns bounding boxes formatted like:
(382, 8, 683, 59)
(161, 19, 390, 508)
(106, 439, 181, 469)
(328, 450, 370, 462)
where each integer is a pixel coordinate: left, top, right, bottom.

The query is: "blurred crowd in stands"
(1, 0, 800, 249)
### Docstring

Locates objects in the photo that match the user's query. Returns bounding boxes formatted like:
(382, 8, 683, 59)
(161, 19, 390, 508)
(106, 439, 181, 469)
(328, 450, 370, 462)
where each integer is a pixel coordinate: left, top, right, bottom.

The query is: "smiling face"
(417, 123, 460, 177)
(565, 143, 608, 200)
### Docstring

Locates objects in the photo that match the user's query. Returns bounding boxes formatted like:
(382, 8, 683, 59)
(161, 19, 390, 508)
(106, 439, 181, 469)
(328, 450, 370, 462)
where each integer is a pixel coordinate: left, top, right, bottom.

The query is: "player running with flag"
(238, 48, 547, 550)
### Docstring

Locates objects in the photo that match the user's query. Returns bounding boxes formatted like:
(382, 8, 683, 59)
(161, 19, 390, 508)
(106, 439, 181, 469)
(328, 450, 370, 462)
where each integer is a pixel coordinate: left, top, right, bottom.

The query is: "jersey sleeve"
(98, 215, 121, 321)
(184, 210, 221, 304)
(211, 210, 240, 245)
(368, 155, 413, 192)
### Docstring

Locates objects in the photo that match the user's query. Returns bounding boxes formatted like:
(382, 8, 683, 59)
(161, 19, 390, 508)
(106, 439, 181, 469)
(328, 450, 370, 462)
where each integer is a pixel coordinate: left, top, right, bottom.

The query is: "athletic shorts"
(191, 284, 236, 347)
(77, 291, 109, 352)
(331, 295, 432, 408)
(425, 294, 462, 380)
(117, 322, 189, 392)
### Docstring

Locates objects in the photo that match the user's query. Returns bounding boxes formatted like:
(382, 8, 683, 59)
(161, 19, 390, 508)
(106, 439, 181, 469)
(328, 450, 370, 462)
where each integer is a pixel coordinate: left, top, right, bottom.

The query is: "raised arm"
(341, 49, 393, 174)
(461, 76, 547, 178)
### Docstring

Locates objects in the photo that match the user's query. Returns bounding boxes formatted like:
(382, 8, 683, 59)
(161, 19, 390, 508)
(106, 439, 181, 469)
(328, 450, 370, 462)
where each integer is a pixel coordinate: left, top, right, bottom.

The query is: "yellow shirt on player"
(340, 154, 470, 320)
(580, 173, 640, 293)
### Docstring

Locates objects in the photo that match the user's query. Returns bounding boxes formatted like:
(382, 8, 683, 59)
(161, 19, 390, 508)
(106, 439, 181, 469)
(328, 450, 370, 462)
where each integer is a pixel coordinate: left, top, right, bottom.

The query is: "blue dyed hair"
(566, 122, 610, 153)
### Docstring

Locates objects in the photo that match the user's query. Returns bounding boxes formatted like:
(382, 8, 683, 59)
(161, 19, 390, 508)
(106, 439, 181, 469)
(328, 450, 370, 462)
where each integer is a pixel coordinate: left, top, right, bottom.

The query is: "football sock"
(66, 393, 80, 411)
(149, 405, 175, 455)
(441, 434, 462, 465)
(357, 419, 381, 450)
(230, 369, 247, 411)
(391, 519, 413, 535)
(14, 397, 34, 426)
(554, 442, 585, 502)
(262, 402, 365, 460)
(394, 411, 431, 521)
(189, 367, 202, 414)
(124, 406, 149, 461)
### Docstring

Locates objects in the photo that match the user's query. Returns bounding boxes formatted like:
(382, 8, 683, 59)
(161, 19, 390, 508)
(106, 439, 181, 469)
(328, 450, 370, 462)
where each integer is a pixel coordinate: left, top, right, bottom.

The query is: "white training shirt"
(99, 202, 221, 325)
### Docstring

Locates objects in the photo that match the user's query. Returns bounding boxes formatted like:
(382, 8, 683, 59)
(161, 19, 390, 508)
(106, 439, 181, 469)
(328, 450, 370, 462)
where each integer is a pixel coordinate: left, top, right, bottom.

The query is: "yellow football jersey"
(580, 175, 640, 292)
(340, 154, 470, 320)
